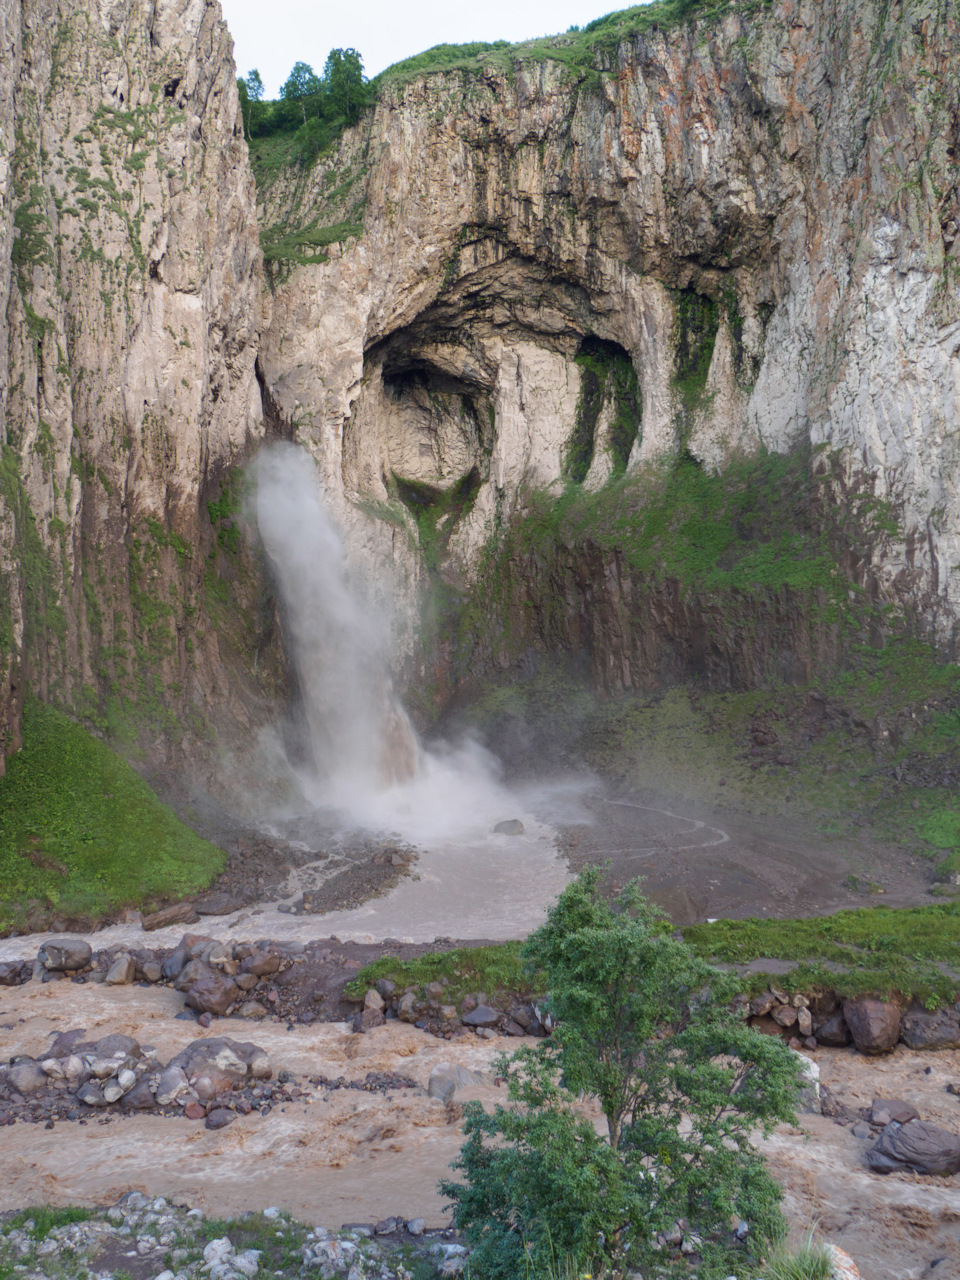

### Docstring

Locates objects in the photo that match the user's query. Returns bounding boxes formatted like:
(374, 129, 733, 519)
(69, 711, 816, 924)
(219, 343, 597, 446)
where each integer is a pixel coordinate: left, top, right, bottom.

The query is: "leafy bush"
(441, 870, 802, 1279)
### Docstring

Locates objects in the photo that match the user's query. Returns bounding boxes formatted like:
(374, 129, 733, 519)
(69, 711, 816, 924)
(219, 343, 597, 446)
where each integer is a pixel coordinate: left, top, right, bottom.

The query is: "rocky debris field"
(0, 1193, 467, 1280)
(744, 987, 960, 1055)
(0, 932, 542, 1041)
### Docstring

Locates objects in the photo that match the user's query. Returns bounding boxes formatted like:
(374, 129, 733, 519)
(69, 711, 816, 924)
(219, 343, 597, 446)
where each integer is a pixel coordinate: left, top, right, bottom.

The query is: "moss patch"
(0, 700, 224, 933)
(344, 940, 534, 1007)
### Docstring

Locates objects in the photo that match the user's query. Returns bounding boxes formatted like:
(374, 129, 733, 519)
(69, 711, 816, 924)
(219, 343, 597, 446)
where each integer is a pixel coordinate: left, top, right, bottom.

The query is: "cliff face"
(0, 0, 268, 772)
(2, 0, 959, 771)
(257, 0, 960, 682)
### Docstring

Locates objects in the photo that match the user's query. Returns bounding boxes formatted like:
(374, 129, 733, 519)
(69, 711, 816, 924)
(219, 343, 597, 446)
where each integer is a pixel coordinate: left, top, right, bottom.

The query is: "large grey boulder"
(867, 1120, 960, 1176)
(427, 1063, 487, 1102)
(38, 938, 92, 971)
(462, 1004, 500, 1028)
(184, 973, 240, 1017)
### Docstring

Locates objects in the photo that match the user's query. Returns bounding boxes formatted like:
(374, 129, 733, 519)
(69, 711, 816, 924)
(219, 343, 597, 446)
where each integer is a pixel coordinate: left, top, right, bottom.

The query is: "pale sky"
(219, 0, 629, 98)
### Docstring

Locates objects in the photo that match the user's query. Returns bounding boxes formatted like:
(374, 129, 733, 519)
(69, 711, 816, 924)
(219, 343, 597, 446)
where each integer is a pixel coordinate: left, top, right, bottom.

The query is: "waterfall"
(255, 444, 420, 808)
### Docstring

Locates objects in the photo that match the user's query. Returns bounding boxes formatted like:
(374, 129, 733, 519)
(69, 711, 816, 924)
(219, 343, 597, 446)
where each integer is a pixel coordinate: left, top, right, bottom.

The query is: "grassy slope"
(0, 700, 224, 932)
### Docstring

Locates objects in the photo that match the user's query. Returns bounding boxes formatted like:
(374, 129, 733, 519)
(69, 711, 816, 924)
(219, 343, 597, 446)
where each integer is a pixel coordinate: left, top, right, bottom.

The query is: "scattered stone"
(239, 1000, 268, 1019)
(867, 1119, 960, 1176)
(359, 1007, 385, 1031)
(407, 1218, 426, 1236)
(38, 938, 92, 971)
(0, 960, 25, 986)
(493, 819, 524, 835)
(851, 1122, 873, 1139)
(121, 1081, 156, 1111)
(842, 998, 900, 1054)
(797, 1007, 813, 1037)
(772, 1004, 798, 1027)
(167, 1038, 272, 1090)
(184, 1101, 206, 1120)
(364, 988, 385, 1012)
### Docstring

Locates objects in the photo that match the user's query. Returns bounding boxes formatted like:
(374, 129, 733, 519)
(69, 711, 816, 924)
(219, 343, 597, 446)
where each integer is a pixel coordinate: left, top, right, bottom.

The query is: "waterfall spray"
(255, 444, 419, 807)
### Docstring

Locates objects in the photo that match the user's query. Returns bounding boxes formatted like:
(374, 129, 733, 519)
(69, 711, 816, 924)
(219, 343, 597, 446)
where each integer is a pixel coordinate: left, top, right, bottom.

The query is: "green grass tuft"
(0, 699, 225, 932)
(5, 1207, 92, 1241)
(344, 941, 533, 1006)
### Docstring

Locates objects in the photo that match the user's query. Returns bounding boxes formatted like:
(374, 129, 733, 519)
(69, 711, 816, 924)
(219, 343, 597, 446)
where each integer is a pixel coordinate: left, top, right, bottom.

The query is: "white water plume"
(255, 444, 420, 810)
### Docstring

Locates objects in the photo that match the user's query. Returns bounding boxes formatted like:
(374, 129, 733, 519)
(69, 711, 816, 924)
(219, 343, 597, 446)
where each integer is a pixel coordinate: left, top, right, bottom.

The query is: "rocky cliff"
(0, 0, 268, 773)
(257, 0, 959, 692)
(2, 0, 959, 773)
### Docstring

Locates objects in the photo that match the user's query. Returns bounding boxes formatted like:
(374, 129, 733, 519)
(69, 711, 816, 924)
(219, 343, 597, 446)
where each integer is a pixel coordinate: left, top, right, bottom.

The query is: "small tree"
(441, 870, 803, 1279)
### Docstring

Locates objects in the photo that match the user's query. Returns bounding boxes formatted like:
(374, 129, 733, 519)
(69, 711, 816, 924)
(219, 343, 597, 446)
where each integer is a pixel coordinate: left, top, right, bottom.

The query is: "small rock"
(407, 1218, 426, 1236)
(185, 973, 240, 1017)
(239, 1000, 267, 1019)
(493, 819, 524, 835)
(374, 1217, 397, 1235)
(77, 1081, 107, 1107)
(121, 1081, 156, 1111)
(184, 1102, 206, 1120)
(102, 1079, 125, 1104)
(797, 1007, 813, 1037)
(6, 1060, 49, 1094)
(364, 988, 385, 1012)
(772, 1004, 798, 1028)
(851, 1121, 873, 1139)
(205, 1108, 237, 1130)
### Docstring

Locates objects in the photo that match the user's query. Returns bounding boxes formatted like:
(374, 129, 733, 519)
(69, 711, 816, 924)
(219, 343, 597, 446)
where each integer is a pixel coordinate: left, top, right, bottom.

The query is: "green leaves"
(443, 871, 802, 1278)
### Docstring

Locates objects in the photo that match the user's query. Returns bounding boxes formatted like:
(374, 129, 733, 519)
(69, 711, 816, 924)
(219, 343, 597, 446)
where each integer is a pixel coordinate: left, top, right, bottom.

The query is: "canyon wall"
(0, 0, 270, 773)
(257, 0, 960, 689)
(2, 0, 959, 770)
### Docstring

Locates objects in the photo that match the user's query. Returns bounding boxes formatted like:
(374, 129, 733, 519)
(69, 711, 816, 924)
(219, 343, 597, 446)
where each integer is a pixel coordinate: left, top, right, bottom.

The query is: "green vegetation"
(673, 289, 720, 429)
(5, 1208, 92, 1241)
(345, 939, 531, 1005)
(240, 48, 371, 170)
(763, 1237, 834, 1280)
(0, 699, 224, 933)
(375, 1, 742, 88)
(260, 218, 364, 273)
(566, 337, 641, 482)
(441, 871, 800, 1279)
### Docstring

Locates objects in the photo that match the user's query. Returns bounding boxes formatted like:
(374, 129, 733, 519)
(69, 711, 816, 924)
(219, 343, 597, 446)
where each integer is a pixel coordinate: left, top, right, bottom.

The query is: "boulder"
(867, 1119, 960, 1176)
(161, 948, 188, 981)
(364, 988, 385, 1012)
(94, 1033, 141, 1060)
(121, 1081, 157, 1111)
(239, 1001, 267, 1019)
(240, 950, 281, 977)
(870, 1098, 920, 1127)
(141, 902, 198, 931)
(493, 819, 524, 835)
(46, 1028, 91, 1058)
(750, 990, 777, 1017)
(772, 1005, 798, 1027)
(359, 1007, 385, 1031)
(185, 973, 240, 1016)
(102, 1079, 125, 1104)
(397, 992, 419, 1023)
(0, 960, 25, 986)
(6, 1060, 49, 1095)
(38, 938, 92, 971)
(105, 954, 136, 985)
(462, 1004, 500, 1028)
(900, 1009, 960, 1051)
(427, 1063, 487, 1102)
(154, 1067, 191, 1106)
(842, 999, 900, 1053)
(173, 958, 216, 992)
(797, 1007, 813, 1037)
(77, 1081, 107, 1107)
(814, 1014, 851, 1047)
(167, 1038, 272, 1091)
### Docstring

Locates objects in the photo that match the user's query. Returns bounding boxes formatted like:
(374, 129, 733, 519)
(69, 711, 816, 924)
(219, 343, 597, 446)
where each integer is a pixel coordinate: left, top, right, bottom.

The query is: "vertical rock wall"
(0, 0, 266, 771)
